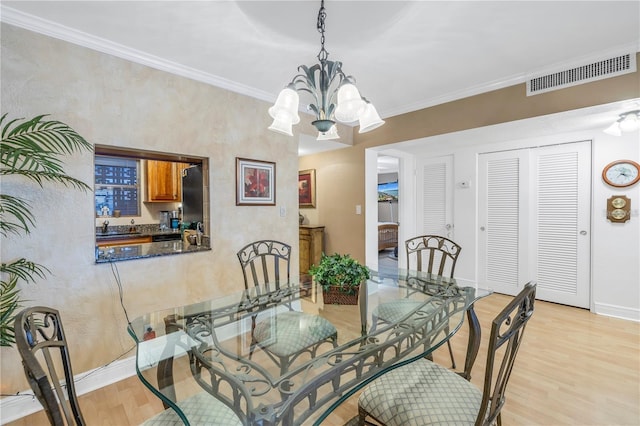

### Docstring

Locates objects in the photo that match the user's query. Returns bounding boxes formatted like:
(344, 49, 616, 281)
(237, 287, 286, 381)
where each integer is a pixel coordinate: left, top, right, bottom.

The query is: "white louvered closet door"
(479, 141, 591, 308)
(532, 142, 590, 308)
(478, 150, 529, 296)
(416, 156, 453, 239)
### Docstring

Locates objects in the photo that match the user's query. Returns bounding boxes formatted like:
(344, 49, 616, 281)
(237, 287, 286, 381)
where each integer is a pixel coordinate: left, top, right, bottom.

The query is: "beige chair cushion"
(142, 391, 242, 425)
(254, 310, 337, 357)
(374, 299, 429, 324)
(358, 359, 482, 426)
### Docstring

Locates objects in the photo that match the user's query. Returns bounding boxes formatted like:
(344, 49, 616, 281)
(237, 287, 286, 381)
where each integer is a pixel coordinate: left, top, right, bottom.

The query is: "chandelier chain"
(316, 0, 328, 62)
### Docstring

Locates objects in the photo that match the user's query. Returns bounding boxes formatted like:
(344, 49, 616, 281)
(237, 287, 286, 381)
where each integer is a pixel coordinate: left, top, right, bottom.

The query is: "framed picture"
(236, 158, 276, 206)
(298, 169, 316, 208)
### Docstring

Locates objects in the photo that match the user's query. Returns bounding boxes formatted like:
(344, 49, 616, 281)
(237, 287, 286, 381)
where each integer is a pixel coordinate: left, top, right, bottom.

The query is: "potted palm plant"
(308, 253, 370, 305)
(0, 113, 92, 346)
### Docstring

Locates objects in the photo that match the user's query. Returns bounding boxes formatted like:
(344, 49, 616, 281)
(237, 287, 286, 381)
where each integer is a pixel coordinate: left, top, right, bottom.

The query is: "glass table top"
(128, 269, 491, 425)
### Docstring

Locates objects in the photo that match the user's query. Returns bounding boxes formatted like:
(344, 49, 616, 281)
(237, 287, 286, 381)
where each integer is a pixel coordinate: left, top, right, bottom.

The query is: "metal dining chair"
(14, 306, 241, 426)
(372, 235, 462, 368)
(237, 240, 338, 375)
(358, 282, 537, 426)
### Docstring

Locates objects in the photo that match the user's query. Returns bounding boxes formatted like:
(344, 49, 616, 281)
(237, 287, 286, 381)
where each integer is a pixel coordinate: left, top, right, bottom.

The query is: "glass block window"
(95, 156, 140, 217)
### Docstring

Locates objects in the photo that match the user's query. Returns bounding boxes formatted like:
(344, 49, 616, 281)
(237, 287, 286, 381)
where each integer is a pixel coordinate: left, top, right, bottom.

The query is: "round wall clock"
(602, 160, 640, 187)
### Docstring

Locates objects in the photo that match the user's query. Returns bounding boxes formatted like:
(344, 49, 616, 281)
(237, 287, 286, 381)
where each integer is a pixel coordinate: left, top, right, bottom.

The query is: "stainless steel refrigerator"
(181, 164, 203, 227)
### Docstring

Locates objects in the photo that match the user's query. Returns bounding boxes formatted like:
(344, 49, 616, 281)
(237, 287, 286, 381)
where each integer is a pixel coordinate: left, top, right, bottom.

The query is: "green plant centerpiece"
(309, 253, 370, 305)
(0, 113, 92, 347)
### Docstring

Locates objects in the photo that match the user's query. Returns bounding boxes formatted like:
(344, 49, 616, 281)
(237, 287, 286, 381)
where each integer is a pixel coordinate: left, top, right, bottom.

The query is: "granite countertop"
(95, 239, 211, 263)
(95, 227, 183, 241)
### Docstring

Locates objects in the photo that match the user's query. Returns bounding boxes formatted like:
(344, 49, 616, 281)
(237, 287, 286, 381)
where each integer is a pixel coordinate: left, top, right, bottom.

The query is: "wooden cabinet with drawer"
(299, 225, 324, 274)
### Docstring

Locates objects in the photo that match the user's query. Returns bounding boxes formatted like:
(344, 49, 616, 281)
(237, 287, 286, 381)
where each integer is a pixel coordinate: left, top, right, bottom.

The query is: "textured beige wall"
(1, 24, 299, 392)
(299, 147, 365, 260)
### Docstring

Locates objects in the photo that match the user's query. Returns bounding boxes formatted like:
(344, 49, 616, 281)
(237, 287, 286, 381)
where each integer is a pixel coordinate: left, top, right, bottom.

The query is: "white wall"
(371, 110, 640, 321)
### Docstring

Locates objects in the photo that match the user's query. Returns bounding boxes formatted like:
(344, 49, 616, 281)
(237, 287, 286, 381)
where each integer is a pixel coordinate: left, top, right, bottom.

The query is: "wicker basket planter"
(322, 285, 360, 305)
(310, 253, 370, 306)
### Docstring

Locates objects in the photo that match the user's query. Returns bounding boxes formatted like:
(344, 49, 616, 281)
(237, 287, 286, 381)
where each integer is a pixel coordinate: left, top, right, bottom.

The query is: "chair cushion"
(358, 359, 482, 426)
(374, 299, 434, 324)
(142, 391, 242, 425)
(254, 311, 337, 357)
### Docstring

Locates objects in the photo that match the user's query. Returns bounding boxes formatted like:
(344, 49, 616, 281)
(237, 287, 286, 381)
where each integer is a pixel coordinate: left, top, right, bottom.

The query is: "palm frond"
(1, 113, 93, 154)
(0, 113, 90, 347)
(0, 275, 22, 347)
(0, 258, 49, 283)
(0, 113, 93, 191)
(0, 168, 91, 191)
(0, 194, 35, 237)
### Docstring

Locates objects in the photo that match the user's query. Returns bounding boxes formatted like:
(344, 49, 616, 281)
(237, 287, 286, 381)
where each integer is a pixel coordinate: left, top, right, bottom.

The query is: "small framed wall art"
(236, 158, 276, 206)
(298, 169, 316, 208)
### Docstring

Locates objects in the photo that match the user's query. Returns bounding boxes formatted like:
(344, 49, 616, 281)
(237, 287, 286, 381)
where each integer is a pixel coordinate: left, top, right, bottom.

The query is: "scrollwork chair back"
(14, 306, 85, 426)
(405, 235, 462, 277)
(237, 240, 291, 290)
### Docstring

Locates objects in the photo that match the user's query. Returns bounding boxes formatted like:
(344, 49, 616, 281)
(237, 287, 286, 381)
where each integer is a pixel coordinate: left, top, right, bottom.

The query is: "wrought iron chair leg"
(459, 303, 482, 381)
(446, 339, 456, 369)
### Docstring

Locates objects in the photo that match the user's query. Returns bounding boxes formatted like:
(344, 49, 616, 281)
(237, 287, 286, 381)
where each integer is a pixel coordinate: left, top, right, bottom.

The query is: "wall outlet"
(279, 206, 286, 217)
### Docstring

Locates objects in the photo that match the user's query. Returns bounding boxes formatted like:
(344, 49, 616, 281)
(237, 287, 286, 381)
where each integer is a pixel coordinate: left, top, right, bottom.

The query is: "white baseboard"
(0, 355, 137, 424)
(593, 302, 640, 322)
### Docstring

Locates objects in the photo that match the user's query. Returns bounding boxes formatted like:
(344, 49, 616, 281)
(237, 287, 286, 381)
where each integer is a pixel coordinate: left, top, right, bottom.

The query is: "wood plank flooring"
(7, 288, 639, 425)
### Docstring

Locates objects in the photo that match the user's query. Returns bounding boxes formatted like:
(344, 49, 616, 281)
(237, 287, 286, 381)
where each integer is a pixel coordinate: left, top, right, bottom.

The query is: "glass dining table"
(127, 269, 492, 425)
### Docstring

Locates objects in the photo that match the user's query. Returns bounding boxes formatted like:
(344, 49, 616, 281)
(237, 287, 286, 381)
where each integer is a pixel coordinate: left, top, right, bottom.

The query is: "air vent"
(527, 53, 636, 95)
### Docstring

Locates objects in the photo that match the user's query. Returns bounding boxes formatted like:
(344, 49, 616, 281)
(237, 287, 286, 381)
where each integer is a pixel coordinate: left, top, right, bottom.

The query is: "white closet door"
(478, 150, 529, 295)
(532, 142, 591, 308)
(479, 141, 591, 308)
(416, 155, 454, 239)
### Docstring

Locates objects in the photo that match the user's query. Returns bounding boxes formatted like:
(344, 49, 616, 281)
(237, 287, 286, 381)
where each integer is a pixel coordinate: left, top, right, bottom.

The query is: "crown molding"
(2, 5, 638, 126)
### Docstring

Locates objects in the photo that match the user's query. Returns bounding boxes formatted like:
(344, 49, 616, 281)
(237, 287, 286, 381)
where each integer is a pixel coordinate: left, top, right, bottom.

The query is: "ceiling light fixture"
(603, 110, 640, 136)
(268, 0, 384, 140)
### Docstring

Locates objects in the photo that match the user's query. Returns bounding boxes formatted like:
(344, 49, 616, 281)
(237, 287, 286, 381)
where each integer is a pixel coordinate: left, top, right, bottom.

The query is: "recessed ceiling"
(2, 1, 639, 154)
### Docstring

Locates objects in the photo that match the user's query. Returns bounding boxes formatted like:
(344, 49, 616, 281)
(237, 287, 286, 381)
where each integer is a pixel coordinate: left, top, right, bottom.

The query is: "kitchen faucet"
(101, 220, 109, 233)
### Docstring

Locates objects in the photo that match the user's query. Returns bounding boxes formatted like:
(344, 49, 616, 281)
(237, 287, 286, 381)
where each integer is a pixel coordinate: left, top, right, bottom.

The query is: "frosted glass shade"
(268, 111, 295, 136)
(334, 84, 366, 123)
(358, 103, 385, 133)
(268, 88, 300, 136)
(317, 125, 340, 140)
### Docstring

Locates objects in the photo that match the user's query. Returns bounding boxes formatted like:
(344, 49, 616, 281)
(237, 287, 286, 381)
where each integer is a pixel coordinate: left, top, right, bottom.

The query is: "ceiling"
(2, 1, 639, 157)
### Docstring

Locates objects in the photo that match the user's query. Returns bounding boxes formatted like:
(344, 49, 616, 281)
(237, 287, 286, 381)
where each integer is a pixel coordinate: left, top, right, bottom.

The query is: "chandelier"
(603, 110, 640, 136)
(268, 0, 384, 140)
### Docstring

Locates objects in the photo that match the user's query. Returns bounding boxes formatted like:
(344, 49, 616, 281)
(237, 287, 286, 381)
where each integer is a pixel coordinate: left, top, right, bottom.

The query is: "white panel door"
(416, 155, 454, 238)
(478, 141, 591, 308)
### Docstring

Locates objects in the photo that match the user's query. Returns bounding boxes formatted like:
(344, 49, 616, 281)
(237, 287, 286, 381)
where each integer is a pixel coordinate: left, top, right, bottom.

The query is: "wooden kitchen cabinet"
(299, 225, 324, 274)
(96, 235, 152, 247)
(146, 160, 188, 202)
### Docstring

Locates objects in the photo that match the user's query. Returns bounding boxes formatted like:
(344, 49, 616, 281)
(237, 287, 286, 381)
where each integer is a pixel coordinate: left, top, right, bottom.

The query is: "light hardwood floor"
(7, 288, 640, 425)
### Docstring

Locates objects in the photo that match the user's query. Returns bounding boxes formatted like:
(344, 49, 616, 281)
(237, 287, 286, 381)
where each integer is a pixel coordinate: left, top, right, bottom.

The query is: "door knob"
(580, 230, 587, 235)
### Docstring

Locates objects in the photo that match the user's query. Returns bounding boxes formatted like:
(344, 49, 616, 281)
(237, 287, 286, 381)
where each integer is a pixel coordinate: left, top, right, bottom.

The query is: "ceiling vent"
(527, 53, 636, 96)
